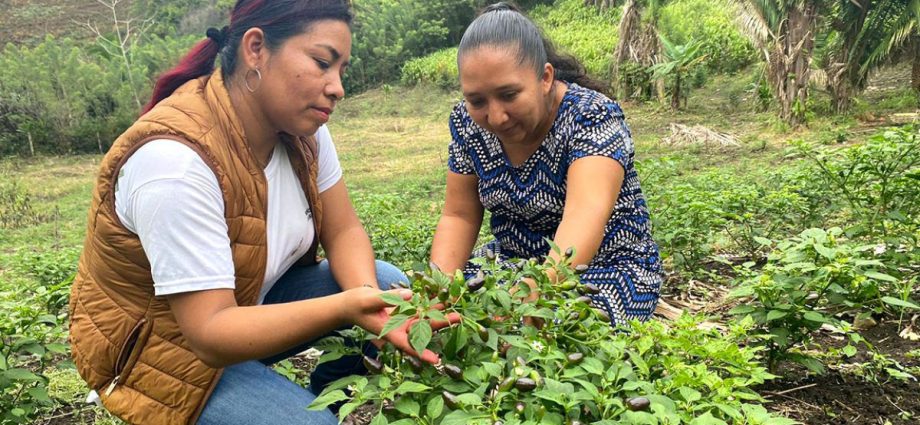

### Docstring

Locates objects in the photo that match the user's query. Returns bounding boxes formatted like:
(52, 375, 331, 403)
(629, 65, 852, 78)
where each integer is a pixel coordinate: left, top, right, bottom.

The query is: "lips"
(311, 107, 332, 121)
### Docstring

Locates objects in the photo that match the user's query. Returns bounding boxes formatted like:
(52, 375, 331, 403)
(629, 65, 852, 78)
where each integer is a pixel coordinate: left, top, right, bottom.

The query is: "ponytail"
(140, 0, 352, 115)
(141, 38, 222, 115)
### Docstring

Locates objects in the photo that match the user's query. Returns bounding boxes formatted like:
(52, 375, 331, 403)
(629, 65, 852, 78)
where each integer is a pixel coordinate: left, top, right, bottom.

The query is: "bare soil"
(760, 320, 920, 424)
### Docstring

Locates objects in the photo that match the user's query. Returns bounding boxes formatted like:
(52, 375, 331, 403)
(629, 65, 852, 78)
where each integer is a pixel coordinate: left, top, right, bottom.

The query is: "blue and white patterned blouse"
(447, 83, 662, 324)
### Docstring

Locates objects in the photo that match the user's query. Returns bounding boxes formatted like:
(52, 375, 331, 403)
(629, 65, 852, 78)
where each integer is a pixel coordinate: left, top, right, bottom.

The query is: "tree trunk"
(28, 131, 34, 156)
(671, 75, 681, 110)
(613, 0, 641, 98)
(613, 0, 660, 100)
(913, 39, 920, 93)
(827, 0, 870, 114)
(769, 3, 816, 127)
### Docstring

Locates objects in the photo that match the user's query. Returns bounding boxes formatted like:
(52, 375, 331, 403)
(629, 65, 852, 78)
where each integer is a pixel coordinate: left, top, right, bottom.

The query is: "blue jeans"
(196, 260, 408, 425)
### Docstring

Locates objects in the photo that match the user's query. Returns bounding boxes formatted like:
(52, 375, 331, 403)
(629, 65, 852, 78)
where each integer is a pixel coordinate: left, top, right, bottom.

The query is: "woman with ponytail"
(431, 2, 662, 327)
(69, 1, 458, 424)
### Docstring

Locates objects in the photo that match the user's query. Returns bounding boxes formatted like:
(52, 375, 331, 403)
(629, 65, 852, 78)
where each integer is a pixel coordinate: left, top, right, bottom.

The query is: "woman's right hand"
(343, 286, 461, 364)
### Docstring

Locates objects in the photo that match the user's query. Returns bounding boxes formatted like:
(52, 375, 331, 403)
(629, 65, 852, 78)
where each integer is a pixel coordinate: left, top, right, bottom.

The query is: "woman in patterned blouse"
(430, 2, 663, 325)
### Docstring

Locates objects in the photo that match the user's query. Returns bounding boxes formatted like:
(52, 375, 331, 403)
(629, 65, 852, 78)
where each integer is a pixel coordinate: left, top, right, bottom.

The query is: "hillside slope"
(0, 0, 133, 45)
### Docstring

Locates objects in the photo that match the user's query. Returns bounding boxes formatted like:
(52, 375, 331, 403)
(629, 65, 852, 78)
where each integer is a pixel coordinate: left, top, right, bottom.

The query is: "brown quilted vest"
(68, 71, 324, 424)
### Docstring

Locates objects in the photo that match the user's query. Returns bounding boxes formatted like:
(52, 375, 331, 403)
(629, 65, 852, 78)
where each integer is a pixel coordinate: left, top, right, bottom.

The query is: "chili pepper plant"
(310, 248, 787, 424)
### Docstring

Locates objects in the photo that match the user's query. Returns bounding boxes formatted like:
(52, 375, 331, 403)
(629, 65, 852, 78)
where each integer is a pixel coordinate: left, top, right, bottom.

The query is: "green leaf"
(456, 393, 482, 406)
(45, 343, 69, 354)
(441, 411, 487, 425)
(3, 368, 40, 382)
(814, 244, 837, 260)
(689, 412, 728, 425)
(865, 271, 898, 283)
(307, 389, 349, 410)
(379, 314, 410, 339)
(395, 381, 431, 395)
(766, 310, 788, 322)
(882, 297, 920, 310)
(408, 320, 432, 356)
(580, 357, 605, 375)
(27, 387, 52, 404)
(803, 311, 827, 323)
(729, 305, 756, 315)
(380, 293, 410, 308)
(370, 414, 389, 425)
(842, 345, 857, 357)
(395, 397, 420, 416)
(427, 395, 444, 418)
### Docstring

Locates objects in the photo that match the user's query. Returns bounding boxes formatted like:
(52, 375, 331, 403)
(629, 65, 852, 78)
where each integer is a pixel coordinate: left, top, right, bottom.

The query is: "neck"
(227, 79, 278, 169)
(524, 81, 566, 147)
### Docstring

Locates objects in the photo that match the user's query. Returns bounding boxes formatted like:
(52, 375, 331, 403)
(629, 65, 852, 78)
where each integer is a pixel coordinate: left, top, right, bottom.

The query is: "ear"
(541, 63, 555, 95)
(239, 28, 268, 70)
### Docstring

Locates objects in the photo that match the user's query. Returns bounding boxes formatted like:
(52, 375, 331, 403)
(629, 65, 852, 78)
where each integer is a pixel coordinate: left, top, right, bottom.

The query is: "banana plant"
(649, 36, 708, 110)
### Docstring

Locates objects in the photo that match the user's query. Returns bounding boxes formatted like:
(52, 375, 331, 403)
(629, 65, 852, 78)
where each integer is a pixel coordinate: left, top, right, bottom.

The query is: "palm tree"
(613, 0, 669, 99)
(733, 0, 823, 126)
(820, 0, 919, 113)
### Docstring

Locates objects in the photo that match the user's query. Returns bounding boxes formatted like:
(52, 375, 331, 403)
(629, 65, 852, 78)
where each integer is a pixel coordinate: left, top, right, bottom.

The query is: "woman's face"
(458, 46, 554, 146)
(255, 20, 352, 138)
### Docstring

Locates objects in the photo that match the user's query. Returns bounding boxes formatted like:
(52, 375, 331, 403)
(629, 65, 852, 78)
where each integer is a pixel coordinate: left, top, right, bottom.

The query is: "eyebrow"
(463, 83, 521, 98)
(317, 44, 349, 67)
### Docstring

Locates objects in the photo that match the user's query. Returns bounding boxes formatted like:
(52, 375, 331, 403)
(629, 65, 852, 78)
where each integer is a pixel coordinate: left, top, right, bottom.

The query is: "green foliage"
(0, 249, 75, 424)
(401, 48, 460, 90)
(729, 227, 898, 372)
(345, 0, 481, 93)
(649, 36, 708, 108)
(355, 193, 439, 271)
(311, 252, 785, 424)
(131, 0, 218, 36)
(0, 179, 49, 229)
(792, 126, 920, 238)
(646, 165, 815, 275)
(0, 35, 197, 156)
(657, 0, 755, 74)
(531, 0, 620, 80)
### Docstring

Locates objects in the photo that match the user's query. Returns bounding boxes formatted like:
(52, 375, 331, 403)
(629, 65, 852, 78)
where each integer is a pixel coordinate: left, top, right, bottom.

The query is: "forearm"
(192, 292, 350, 368)
(431, 214, 482, 274)
(324, 224, 378, 290)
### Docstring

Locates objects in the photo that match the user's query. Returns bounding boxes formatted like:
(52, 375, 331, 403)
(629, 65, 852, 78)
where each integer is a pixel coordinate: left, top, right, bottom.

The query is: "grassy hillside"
(0, 0, 134, 45)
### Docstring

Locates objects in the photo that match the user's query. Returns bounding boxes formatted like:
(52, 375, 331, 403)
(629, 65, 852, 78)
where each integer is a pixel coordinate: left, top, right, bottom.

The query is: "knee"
(374, 260, 408, 290)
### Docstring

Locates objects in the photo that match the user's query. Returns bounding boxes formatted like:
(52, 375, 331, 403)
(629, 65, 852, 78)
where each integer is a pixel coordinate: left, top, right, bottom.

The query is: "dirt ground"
(760, 321, 920, 424)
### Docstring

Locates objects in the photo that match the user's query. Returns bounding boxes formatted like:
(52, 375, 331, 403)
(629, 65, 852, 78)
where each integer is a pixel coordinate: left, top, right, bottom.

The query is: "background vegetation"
(1, 0, 918, 424)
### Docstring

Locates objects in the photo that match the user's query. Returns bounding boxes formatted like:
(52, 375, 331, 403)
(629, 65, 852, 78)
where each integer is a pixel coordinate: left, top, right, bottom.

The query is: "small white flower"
(531, 341, 545, 352)
(874, 244, 886, 255)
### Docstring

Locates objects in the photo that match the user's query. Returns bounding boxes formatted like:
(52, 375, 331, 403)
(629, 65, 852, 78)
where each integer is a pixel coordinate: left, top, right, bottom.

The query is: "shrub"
(531, 0, 619, 81)
(354, 193, 438, 271)
(658, 0, 756, 74)
(0, 35, 197, 156)
(729, 228, 897, 372)
(792, 126, 920, 238)
(310, 252, 787, 424)
(345, 0, 481, 93)
(401, 48, 459, 90)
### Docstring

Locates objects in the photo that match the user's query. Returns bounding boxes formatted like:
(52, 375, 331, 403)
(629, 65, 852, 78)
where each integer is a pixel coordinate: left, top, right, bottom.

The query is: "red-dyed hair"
(141, 0, 352, 115)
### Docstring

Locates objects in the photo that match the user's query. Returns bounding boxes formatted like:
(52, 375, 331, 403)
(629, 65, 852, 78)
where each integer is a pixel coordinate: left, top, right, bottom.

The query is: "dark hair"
(457, 2, 608, 95)
(142, 0, 353, 114)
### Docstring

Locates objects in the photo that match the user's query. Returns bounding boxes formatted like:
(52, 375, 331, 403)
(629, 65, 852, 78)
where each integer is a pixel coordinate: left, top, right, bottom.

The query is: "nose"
(325, 73, 345, 100)
(486, 101, 508, 129)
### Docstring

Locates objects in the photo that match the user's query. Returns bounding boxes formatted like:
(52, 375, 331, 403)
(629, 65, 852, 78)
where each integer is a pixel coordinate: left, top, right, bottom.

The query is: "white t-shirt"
(114, 126, 342, 303)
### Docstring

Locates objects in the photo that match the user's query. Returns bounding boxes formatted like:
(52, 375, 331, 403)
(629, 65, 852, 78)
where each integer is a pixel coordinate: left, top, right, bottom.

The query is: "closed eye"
(314, 58, 331, 70)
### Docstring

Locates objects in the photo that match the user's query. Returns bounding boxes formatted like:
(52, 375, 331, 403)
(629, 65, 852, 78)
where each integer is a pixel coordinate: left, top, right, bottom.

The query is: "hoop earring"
(244, 68, 262, 93)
